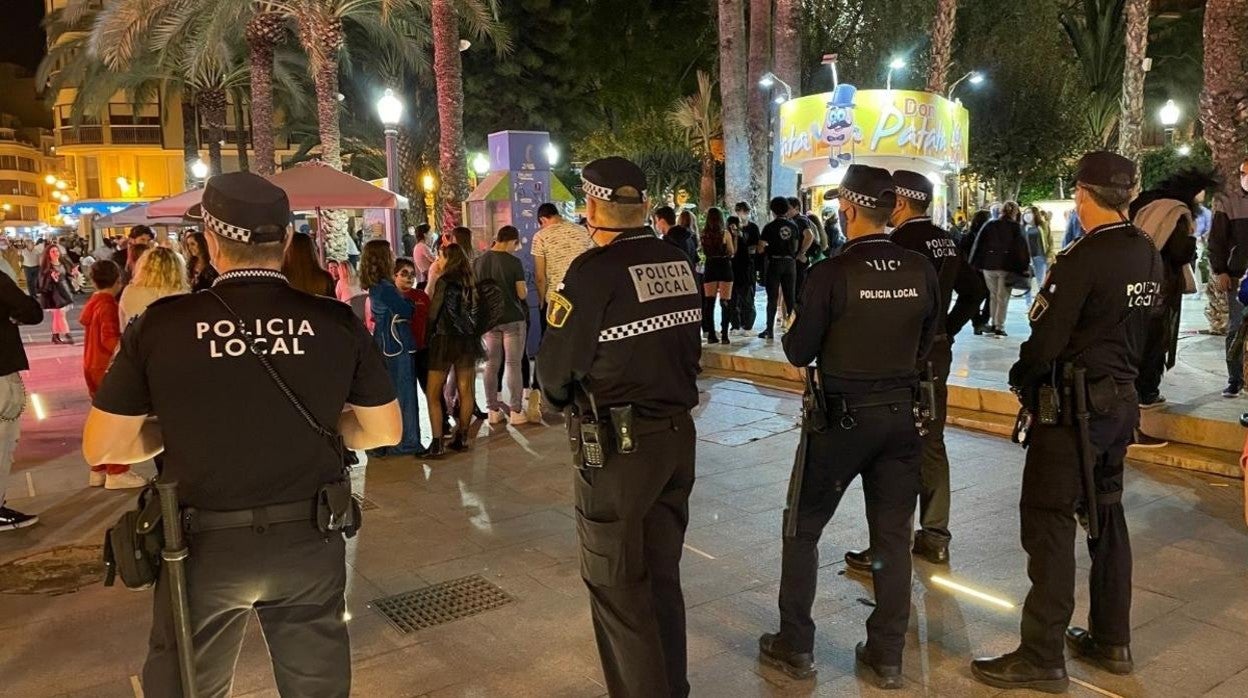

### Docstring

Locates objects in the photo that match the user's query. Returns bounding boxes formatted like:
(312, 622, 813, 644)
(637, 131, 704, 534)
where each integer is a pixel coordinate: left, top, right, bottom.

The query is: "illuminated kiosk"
(776, 87, 969, 224)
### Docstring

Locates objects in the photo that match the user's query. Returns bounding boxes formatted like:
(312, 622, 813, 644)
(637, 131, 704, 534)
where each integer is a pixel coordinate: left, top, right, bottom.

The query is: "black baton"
(157, 481, 198, 698)
(1071, 368, 1100, 540)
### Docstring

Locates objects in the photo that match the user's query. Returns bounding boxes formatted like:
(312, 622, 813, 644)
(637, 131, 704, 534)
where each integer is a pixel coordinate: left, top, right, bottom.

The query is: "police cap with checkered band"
(581, 156, 647, 205)
(823, 163, 897, 209)
(188, 172, 291, 244)
(891, 169, 933, 203)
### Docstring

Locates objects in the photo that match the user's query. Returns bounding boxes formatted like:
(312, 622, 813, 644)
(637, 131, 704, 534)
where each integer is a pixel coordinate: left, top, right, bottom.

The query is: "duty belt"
(825, 388, 916, 416)
(184, 500, 315, 534)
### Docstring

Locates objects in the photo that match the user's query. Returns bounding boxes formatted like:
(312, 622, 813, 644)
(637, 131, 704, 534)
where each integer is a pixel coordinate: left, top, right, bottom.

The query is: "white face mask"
(1023, 213, 1035, 224)
(1240, 174, 1248, 192)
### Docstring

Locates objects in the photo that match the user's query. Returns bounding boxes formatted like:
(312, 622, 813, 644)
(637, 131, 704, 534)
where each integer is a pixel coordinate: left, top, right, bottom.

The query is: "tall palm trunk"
(432, 0, 467, 231)
(198, 88, 227, 175)
(772, 0, 800, 198)
(718, 0, 749, 208)
(397, 124, 419, 231)
(700, 157, 716, 209)
(181, 93, 199, 186)
(298, 5, 348, 259)
(1201, 0, 1248, 192)
(1118, 0, 1149, 161)
(234, 93, 250, 173)
(927, 0, 958, 93)
(246, 11, 283, 176)
(745, 0, 771, 207)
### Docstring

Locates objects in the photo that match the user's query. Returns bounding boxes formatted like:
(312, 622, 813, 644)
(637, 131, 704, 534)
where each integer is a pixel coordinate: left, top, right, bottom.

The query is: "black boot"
(912, 530, 950, 564)
(701, 296, 716, 342)
(719, 299, 731, 344)
(970, 651, 1068, 693)
(1065, 627, 1133, 675)
(855, 642, 903, 690)
(449, 430, 469, 452)
(757, 633, 816, 680)
(844, 548, 874, 573)
(426, 438, 445, 458)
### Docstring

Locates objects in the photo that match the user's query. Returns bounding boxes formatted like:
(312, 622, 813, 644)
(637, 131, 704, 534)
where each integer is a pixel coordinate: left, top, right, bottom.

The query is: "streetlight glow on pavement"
(930, 575, 1015, 610)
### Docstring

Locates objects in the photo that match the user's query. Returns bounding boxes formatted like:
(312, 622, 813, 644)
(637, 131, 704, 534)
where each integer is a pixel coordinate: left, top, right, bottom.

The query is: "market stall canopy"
(147, 188, 204, 218)
(267, 164, 402, 210)
(93, 203, 187, 228)
(467, 171, 575, 202)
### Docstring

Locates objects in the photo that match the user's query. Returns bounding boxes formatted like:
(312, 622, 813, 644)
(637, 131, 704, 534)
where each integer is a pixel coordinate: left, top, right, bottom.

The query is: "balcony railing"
(58, 127, 104, 146)
(109, 127, 164, 145)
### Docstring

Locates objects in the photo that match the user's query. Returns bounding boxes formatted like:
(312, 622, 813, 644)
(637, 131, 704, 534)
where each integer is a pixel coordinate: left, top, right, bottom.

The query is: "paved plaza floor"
(2, 309, 1248, 696)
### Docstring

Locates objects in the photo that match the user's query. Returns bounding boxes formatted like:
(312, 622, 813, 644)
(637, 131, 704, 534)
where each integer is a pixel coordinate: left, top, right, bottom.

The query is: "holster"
(102, 483, 165, 590)
(317, 480, 362, 538)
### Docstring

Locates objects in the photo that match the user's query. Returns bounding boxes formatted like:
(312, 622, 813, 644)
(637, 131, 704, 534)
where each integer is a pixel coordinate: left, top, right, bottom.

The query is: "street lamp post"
(1159, 99, 1181, 146)
(886, 57, 907, 91)
(376, 88, 404, 248)
(422, 172, 437, 231)
(758, 72, 793, 200)
(947, 70, 984, 100)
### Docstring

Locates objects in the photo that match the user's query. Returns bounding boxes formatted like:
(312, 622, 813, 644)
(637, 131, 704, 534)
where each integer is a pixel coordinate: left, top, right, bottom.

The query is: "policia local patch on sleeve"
(547, 292, 574, 328)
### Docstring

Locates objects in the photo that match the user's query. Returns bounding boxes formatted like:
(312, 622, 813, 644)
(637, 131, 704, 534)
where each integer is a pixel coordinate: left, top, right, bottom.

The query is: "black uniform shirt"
(784, 234, 941, 394)
(1010, 222, 1163, 389)
(890, 216, 989, 342)
(93, 270, 396, 510)
(733, 221, 761, 275)
(537, 228, 702, 419)
(761, 219, 799, 258)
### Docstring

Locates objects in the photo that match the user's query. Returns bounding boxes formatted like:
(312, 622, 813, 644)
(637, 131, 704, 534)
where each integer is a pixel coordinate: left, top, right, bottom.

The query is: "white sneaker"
(105, 470, 149, 490)
(88, 469, 106, 487)
(488, 409, 506, 425)
(509, 410, 529, 426)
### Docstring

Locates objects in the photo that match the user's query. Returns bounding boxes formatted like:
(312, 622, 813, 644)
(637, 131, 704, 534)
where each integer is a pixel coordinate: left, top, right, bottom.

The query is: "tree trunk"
(927, 0, 958, 94)
(1201, 0, 1248, 193)
(234, 93, 250, 173)
(700, 157, 717, 209)
(771, 0, 800, 198)
(397, 124, 419, 232)
(180, 93, 199, 186)
(246, 12, 282, 176)
(198, 88, 227, 175)
(432, 0, 468, 231)
(717, 0, 750, 208)
(1118, 0, 1149, 161)
(746, 0, 771, 208)
(299, 7, 348, 259)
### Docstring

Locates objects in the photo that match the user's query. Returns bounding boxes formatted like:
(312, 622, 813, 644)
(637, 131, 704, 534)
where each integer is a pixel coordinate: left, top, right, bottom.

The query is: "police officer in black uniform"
(845, 170, 987, 571)
(971, 152, 1162, 693)
(758, 165, 940, 689)
(83, 173, 402, 697)
(758, 197, 801, 340)
(536, 157, 702, 698)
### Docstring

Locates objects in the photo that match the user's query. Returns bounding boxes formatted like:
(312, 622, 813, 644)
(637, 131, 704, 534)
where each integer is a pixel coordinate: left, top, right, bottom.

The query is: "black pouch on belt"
(316, 480, 362, 538)
(609, 405, 636, 454)
(102, 483, 165, 590)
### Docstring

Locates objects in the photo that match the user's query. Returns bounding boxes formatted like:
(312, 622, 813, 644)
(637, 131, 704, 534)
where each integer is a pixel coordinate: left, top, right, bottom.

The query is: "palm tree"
(1060, 0, 1127, 149)
(717, 0, 749, 208)
(244, 6, 289, 175)
(746, 0, 771, 206)
(1200, 0, 1248, 191)
(772, 0, 801, 197)
(669, 71, 723, 208)
(1118, 0, 1149, 161)
(927, 0, 958, 93)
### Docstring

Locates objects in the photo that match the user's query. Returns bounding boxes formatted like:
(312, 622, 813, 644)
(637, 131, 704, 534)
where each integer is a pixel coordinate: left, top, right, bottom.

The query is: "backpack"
(473, 278, 507, 334)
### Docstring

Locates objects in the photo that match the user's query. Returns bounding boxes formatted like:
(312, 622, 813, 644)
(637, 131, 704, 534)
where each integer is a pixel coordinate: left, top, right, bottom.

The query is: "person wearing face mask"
(1022, 207, 1051, 305)
(1207, 158, 1248, 397)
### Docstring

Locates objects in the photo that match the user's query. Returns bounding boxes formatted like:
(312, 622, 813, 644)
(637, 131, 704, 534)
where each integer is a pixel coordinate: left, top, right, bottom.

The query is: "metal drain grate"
(370, 574, 513, 633)
(0, 545, 105, 596)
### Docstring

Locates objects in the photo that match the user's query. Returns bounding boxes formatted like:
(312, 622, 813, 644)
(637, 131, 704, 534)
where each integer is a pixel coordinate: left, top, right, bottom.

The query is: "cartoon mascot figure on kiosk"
(823, 83, 860, 169)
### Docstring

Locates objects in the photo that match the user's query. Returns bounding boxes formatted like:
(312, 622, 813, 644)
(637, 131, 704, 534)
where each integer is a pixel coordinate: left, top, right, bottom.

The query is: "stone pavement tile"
(709, 480, 790, 516)
(51, 678, 142, 698)
(700, 425, 784, 447)
(1131, 542, 1244, 603)
(458, 509, 576, 552)
(691, 401, 781, 433)
(1205, 666, 1248, 697)
(423, 651, 606, 698)
(695, 457, 793, 494)
(1175, 576, 1248, 637)
(349, 619, 526, 697)
(679, 556, 771, 608)
(705, 383, 802, 416)
(1129, 612, 1248, 694)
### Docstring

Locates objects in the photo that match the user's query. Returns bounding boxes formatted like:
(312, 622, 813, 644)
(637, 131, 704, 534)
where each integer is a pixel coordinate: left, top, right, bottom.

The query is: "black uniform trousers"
(1134, 303, 1176, 402)
(779, 401, 921, 665)
(918, 338, 953, 541)
(765, 257, 797, 335)
(143, 521, 349, 698)
(1019, 397, 1136, 669)
(574, 413, 697, 698)
(729, 268, 757, 331)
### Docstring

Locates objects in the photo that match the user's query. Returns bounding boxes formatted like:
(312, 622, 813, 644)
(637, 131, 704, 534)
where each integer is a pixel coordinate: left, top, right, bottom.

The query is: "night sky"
(0, 0, 47, 73)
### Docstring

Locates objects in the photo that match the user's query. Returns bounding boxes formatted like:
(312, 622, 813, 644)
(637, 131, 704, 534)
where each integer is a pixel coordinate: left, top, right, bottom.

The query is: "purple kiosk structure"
(465, 129, 576, 355)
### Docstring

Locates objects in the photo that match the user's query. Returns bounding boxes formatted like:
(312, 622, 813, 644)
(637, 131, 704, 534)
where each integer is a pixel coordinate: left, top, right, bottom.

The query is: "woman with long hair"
(38, 245, 75, 344)
(677, 209, 699, 236)
(700, 207, 736, 345)
(282, 233, 336, 297)
(358, 239, 425, 456)
(183, 231, 218, 291)
(119, 247, 189, 327)
(426, 243, 485, 456)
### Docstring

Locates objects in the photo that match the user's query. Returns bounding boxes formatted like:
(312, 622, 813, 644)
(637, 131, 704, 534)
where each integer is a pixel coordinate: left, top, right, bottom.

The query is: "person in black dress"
(701, 207, 737, 344)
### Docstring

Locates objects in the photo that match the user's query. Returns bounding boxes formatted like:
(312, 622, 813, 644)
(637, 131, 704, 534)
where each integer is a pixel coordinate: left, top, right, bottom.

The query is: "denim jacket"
(368, 279, 415, 357)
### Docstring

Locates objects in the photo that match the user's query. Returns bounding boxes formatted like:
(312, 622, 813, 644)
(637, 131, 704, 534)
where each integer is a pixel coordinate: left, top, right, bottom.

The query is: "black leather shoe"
(426, 439, 446, 458)
(757, 633, 816, 680)
(844, 548, 873, 573)
(1065, 627, 1133, 675)
(970, 651, 1068, 693)
(855, 642, 903, 689)
(912, 531, 950, 564)
(449, 431, 469, 452)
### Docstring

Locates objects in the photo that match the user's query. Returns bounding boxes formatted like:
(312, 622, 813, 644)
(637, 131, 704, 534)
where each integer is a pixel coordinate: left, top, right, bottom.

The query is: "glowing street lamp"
(545, 143, 560, 167)
(759, 71, 792, 103)
(190, 158, 210, 180)
(947, 70, 985, 100)
(422, 171, 437, 228)
(44, 174, 56, 185)
(55, 179, 67, 190)
(1159, 99, 1181, 145)
(375, 88, 404, 247)
(472, 152, 490, 176)
(886, 57, 907, 91)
